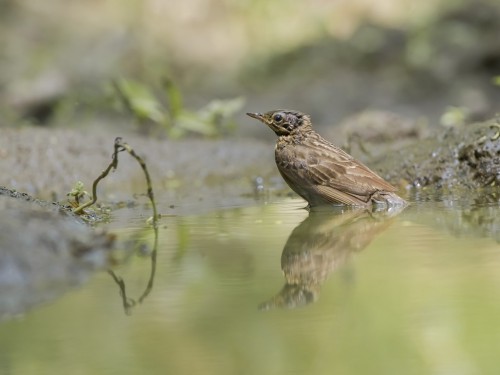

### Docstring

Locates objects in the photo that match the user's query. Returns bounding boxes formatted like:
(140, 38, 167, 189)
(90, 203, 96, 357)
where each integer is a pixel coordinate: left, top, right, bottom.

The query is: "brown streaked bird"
(246, 109, 406, 208)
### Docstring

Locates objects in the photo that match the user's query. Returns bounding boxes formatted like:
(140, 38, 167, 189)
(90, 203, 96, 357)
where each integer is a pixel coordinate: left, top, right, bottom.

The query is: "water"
(0, 196, 499, 375)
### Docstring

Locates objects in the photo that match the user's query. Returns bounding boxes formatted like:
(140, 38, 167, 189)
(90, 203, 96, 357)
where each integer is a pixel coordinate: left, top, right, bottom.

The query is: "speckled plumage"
(247, 109, 406, 208)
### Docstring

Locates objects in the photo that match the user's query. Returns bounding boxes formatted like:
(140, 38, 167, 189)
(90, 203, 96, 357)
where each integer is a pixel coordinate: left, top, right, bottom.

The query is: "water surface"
(1, 196, 499, 375)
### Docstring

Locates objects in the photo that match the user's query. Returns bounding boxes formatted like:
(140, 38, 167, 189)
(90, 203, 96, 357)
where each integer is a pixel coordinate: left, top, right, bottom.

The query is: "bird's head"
(246, 110, 312, 136)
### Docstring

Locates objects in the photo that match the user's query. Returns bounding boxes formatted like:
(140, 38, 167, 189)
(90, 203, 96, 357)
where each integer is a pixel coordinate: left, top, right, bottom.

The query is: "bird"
(246, 109, 406, 209)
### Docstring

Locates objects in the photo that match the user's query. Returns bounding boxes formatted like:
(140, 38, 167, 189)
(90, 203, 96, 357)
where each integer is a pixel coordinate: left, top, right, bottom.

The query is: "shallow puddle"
(0, 195, 499, 375)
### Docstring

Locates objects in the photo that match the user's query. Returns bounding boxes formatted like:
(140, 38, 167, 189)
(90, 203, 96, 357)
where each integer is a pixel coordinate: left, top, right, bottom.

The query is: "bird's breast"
(275, 142, 308, 172)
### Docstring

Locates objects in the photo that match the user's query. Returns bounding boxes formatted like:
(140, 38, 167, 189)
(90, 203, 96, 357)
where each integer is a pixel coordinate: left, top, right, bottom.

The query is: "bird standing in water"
(247, 109, 406, 209)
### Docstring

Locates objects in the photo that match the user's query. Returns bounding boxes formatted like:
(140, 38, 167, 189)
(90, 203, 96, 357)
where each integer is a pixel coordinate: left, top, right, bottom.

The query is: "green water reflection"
(1, 198, 499, 375)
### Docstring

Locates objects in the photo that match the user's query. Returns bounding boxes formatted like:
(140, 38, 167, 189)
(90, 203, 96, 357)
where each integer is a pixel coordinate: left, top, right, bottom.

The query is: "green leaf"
(175, 111, 217, 136)
(115, 79, 166, 123)
(162, 78, 183, 119)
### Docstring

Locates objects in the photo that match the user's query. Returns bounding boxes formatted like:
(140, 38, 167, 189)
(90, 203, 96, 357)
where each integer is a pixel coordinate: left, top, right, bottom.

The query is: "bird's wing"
(300, 140, 397, 197)
(277, 158, 373, 206)
(312, 185, 369, 206)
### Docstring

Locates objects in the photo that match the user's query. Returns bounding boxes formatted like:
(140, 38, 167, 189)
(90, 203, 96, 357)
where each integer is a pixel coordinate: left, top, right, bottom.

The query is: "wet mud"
(0, 190, 115, 320)
(371, 119, 500, 189)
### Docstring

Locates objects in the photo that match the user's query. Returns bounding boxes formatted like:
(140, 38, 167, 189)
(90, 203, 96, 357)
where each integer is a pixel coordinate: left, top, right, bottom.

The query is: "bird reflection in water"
(259, 207, 403, 310)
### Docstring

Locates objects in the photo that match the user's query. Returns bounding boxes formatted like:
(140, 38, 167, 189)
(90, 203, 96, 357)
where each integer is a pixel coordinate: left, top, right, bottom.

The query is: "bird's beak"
(246, 112, 265, 122)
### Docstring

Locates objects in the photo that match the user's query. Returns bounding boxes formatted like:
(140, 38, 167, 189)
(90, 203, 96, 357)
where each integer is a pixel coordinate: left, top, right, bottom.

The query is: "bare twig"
(72, 138, 123, 214)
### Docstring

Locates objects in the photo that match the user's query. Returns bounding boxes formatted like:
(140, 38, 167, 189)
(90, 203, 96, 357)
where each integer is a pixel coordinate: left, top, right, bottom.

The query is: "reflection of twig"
(138, 248, 157, 303)
(108, 236, 158, 314)
(108, 269, 136, 315)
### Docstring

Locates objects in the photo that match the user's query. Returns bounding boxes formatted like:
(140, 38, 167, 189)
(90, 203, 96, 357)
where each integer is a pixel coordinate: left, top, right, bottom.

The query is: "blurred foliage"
(111, 78, 244, 138)
(1, 0, 499, 130)
(240, 0, 500, 88)
(440, 106, 469, 127)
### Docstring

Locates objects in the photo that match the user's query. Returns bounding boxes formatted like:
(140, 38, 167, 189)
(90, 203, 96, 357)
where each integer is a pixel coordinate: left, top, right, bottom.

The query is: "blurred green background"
(0, 0, 499, 136)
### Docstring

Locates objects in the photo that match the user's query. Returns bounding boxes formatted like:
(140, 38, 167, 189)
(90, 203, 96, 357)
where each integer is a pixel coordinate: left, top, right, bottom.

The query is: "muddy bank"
(0, 192, 115, 320)
(1, 116, 499, 210)
(371, 119, 500, 189)
(0, 127, 279, 212)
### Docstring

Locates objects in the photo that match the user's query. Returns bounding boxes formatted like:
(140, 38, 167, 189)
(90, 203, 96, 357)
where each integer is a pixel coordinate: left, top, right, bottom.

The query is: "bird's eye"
(273, 113, 283, 123)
